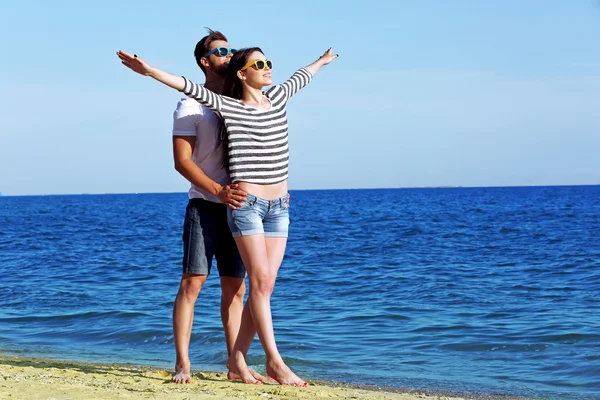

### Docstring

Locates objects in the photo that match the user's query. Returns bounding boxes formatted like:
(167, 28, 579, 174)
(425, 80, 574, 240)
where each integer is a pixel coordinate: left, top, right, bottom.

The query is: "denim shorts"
(182, 199, 245, 277)
(227, 194, 290, 238)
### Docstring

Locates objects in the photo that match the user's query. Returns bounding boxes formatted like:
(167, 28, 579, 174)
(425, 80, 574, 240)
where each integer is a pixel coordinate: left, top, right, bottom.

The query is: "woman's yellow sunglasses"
(240, 59, 273, 71)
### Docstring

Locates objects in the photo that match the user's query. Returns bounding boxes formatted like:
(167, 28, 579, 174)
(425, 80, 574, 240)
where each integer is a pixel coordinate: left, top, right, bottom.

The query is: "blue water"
(1, 186, 599, 399)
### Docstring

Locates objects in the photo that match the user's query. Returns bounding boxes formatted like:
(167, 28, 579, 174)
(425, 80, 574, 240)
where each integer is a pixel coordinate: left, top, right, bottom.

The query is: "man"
(171, 29, 262, 384)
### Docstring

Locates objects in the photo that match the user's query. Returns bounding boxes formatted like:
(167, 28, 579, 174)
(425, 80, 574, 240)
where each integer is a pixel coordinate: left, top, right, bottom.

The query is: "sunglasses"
(204, 47, 237, 57)
(240, 59, 273, 71)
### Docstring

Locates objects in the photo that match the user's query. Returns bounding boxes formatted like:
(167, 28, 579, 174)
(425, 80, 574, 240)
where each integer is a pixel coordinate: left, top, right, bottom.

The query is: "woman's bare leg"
(227, 234, 306, 386)
(263, 237, 306, 386)
(226, 235, 269, 384)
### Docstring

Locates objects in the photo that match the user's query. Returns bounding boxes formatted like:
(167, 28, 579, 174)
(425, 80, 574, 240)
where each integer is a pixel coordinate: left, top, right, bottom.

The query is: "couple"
(117, 29, 337, 387)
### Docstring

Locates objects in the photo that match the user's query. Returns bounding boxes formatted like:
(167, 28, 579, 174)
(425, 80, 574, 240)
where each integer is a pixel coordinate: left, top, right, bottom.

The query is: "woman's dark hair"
(219, 47, 263, 172)
(223, 47, 264, 99)
(218, 122, 230, 172)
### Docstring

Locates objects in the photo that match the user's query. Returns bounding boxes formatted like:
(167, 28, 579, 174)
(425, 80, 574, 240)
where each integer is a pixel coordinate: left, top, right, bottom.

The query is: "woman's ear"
(237, 70, 246, 81)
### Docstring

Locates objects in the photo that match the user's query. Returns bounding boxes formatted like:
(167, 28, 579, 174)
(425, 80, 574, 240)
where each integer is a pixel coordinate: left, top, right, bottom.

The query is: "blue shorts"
(182, 199, 245, 277)
(227, 194, 290, 238)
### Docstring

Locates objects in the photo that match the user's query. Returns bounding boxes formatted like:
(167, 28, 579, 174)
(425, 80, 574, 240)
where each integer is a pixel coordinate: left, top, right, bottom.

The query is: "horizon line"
(1, 183, 599, 197)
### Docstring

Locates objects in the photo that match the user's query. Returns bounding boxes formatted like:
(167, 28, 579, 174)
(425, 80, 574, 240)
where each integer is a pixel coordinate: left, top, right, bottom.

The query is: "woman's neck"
(241, 86, 268, 108)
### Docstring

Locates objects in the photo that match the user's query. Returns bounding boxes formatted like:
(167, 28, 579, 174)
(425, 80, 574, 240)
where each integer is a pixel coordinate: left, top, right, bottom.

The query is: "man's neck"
(204, 73, 226, 95)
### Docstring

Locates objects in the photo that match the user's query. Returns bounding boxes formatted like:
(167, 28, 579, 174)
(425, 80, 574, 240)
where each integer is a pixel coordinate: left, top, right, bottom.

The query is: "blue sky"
(1, 0, 599, 195)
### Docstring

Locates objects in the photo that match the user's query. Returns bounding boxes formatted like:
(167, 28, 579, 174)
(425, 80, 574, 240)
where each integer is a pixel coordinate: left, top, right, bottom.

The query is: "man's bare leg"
(172, 273, 207, 384)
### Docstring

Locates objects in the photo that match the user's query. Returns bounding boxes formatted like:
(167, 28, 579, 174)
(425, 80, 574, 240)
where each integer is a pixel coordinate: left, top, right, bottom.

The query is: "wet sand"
(0, 356, 531, 400)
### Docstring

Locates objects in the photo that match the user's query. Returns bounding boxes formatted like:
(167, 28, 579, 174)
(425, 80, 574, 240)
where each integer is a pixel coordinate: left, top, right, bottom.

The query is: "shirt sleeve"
(277, 68, 313, 101)
(180, 77, 224, 112)
(172, 99, 201, 137)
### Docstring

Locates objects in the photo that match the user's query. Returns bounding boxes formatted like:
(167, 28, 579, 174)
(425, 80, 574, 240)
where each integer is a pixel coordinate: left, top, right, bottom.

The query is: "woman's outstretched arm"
(275, 48, 339, 101)
(116, 50, 223, 111)
(117, 50, 185, 90)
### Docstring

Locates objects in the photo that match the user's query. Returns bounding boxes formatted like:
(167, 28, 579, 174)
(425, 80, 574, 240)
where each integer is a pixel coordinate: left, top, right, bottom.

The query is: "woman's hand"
(319, 48, 339, 66)
(306, 48, 339, 77)
(117, 50, 154, 76)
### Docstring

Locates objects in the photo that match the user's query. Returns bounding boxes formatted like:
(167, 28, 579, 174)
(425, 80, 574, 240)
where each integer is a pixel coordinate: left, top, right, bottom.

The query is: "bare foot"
(227, 368, 276, 384)
(173, 361, 192, 384)
(266, 359, 307, 387)
(251, 369, 278, 384)
(226, 355, 262, 384)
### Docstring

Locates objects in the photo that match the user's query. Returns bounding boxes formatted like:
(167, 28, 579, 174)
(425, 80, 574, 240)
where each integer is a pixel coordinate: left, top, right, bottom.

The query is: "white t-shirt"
(172, 98, 230, 203)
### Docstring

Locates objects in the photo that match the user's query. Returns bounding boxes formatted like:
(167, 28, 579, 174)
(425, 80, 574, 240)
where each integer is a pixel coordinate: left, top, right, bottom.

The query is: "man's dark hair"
(194, 28, 228, 73)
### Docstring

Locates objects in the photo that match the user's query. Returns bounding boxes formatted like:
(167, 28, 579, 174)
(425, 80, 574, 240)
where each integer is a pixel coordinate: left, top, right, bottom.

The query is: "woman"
(117, 46, 338, 386)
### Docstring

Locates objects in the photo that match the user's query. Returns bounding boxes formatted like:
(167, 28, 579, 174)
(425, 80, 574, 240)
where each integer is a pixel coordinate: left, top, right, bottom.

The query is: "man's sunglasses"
(240, 59, 273, 71)
(204, 47, 237, 57)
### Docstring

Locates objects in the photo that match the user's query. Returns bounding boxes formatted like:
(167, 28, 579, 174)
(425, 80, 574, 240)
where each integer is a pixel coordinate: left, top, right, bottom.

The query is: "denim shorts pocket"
(228, 199, 264, 237)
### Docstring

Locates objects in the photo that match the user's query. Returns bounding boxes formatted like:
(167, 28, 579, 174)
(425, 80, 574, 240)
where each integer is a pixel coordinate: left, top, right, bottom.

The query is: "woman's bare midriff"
(237, 180, 288, 200)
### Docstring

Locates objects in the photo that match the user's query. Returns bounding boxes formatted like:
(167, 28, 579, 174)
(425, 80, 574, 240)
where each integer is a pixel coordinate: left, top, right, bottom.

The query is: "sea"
(0, 186, 599, 399)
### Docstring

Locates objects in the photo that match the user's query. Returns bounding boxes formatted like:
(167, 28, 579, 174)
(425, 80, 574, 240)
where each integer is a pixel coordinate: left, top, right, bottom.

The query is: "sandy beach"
(0, 355, 530, 400)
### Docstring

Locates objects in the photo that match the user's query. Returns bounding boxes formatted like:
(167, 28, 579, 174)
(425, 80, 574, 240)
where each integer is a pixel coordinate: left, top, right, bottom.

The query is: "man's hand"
(217, 184, 247, 209)
(117, 50, 154, 76)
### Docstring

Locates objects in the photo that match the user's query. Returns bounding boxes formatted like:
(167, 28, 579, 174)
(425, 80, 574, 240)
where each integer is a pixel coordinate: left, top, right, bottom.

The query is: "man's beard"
(214, 63, 229, 76)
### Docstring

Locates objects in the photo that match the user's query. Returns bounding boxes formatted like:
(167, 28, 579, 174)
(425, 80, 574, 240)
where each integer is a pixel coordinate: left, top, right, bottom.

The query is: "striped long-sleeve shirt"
(180, 68, 313, 184)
